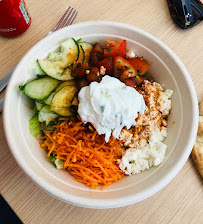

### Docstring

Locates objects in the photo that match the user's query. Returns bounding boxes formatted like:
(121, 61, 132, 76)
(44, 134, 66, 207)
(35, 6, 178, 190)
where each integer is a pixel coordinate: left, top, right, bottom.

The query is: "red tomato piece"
(87, 67, 102, 82)
(127, 57, 150, 75)
(97, 57, 113, 75)
(89, 43, 104, 66)
(113, 56, 137, 80)
(134, 75, 144, 86)
(124, 78, 136, 88)
(74, 63, 89, 78)
(78, 78, 89, 89)
(104, 40, 126, 58)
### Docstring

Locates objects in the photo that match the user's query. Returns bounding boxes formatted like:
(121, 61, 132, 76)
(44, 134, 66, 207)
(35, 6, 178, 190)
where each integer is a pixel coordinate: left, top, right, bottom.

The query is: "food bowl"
(3, 21, 199, 208)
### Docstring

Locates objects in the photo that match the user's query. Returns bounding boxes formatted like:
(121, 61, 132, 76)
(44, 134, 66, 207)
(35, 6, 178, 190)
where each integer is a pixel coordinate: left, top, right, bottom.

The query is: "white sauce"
(78, 75, 145, 142)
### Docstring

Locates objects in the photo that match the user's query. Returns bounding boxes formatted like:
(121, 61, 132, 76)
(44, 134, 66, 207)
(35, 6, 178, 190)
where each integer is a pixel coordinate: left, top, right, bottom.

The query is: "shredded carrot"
(38, 118, 124, 189)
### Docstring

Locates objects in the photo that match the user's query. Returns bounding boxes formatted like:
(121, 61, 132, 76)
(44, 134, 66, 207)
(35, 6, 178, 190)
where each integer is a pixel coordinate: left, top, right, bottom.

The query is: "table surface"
(0, 0, 203, 223)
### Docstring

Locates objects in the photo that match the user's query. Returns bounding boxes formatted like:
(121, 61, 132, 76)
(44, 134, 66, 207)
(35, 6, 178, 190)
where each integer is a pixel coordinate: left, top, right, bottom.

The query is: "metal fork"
(0, 7, 78, 112)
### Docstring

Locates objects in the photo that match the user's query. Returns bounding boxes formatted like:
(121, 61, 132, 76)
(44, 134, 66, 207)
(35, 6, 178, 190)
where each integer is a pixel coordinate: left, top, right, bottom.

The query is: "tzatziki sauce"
(78, 75, 145, 142)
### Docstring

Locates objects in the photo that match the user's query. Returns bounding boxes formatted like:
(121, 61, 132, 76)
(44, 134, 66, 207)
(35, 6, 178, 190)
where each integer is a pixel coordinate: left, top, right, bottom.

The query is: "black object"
(0, 195, 22, 224)
(167, 0, 203, 28)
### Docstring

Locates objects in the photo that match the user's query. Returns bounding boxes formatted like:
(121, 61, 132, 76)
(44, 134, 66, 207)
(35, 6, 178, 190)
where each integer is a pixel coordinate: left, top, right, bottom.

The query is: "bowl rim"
(3, 20, 199, 209)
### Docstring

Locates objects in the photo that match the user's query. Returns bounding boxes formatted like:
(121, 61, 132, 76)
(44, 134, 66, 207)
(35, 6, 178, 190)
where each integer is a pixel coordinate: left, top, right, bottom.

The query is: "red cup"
(0, 0, 31, 37)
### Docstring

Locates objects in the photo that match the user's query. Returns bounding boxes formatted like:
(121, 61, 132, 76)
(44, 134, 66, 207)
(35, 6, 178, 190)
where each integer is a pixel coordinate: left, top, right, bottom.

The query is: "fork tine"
(64, 10, 77, 27)
(52, 7, 71, 32)
(66, 11, 78, 26)
(58, 8, 74, 29)
(69, 11, 78, 25)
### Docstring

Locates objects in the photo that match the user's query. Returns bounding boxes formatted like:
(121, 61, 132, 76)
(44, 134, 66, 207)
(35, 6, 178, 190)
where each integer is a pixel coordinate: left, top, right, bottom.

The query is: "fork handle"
(0, 97, 4, 113)
(0, 66, 16, 93)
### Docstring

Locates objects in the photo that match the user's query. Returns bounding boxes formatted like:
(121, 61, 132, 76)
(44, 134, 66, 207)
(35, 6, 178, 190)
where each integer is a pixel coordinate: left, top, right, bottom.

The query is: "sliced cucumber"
(36, 101, 44, 111)
(77, 45, 85, 64)
(38, 105, 58, 125)
(28, 61, 46, 76)
(51, 106, 74, 117)
(37, 38, 79, 80)
(51, 85, 78, 109)
(71, 95, 79, 106)
(55, 80, 76, 92)
(71, 44, 85, 70)
(43, 80, 77, 105)
(62, 80, 76, 86)
(59, 66, 74, 81)
(43, 92, 55, 105)
(24, 77, 60, 100)
(78, 42, 93, 65)
(35, 99, 45, 104)
(77, 38, 83, 43)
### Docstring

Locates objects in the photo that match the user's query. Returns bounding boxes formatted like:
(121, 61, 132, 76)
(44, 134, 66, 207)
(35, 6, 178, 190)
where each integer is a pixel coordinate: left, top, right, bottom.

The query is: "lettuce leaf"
(19, 85, 25, 91)
(47, 156, 56, 162)
(29, 115, 41, 138)
(54, 158, 64, 170)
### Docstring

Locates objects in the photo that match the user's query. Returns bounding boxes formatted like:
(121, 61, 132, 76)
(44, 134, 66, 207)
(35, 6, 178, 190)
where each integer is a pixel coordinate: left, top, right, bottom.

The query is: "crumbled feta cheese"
(126, 50, 136, 58)
(100, 66, 106, 75)
(148, 127, 167, 145)
(118, 141, 167, 175)
(157, 89, 173, 112)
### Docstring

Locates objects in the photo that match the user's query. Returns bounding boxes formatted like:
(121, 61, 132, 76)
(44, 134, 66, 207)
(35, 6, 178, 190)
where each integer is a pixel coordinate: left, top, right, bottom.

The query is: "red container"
(0, 0, 31, 37)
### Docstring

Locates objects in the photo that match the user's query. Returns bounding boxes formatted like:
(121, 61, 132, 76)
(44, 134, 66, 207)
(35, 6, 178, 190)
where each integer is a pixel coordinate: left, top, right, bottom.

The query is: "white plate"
(3, 21, 199, 208)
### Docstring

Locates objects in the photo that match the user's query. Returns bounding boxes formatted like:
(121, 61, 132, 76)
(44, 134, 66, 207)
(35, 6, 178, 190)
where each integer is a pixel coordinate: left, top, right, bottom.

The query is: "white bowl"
(3, 21, 199, 208)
